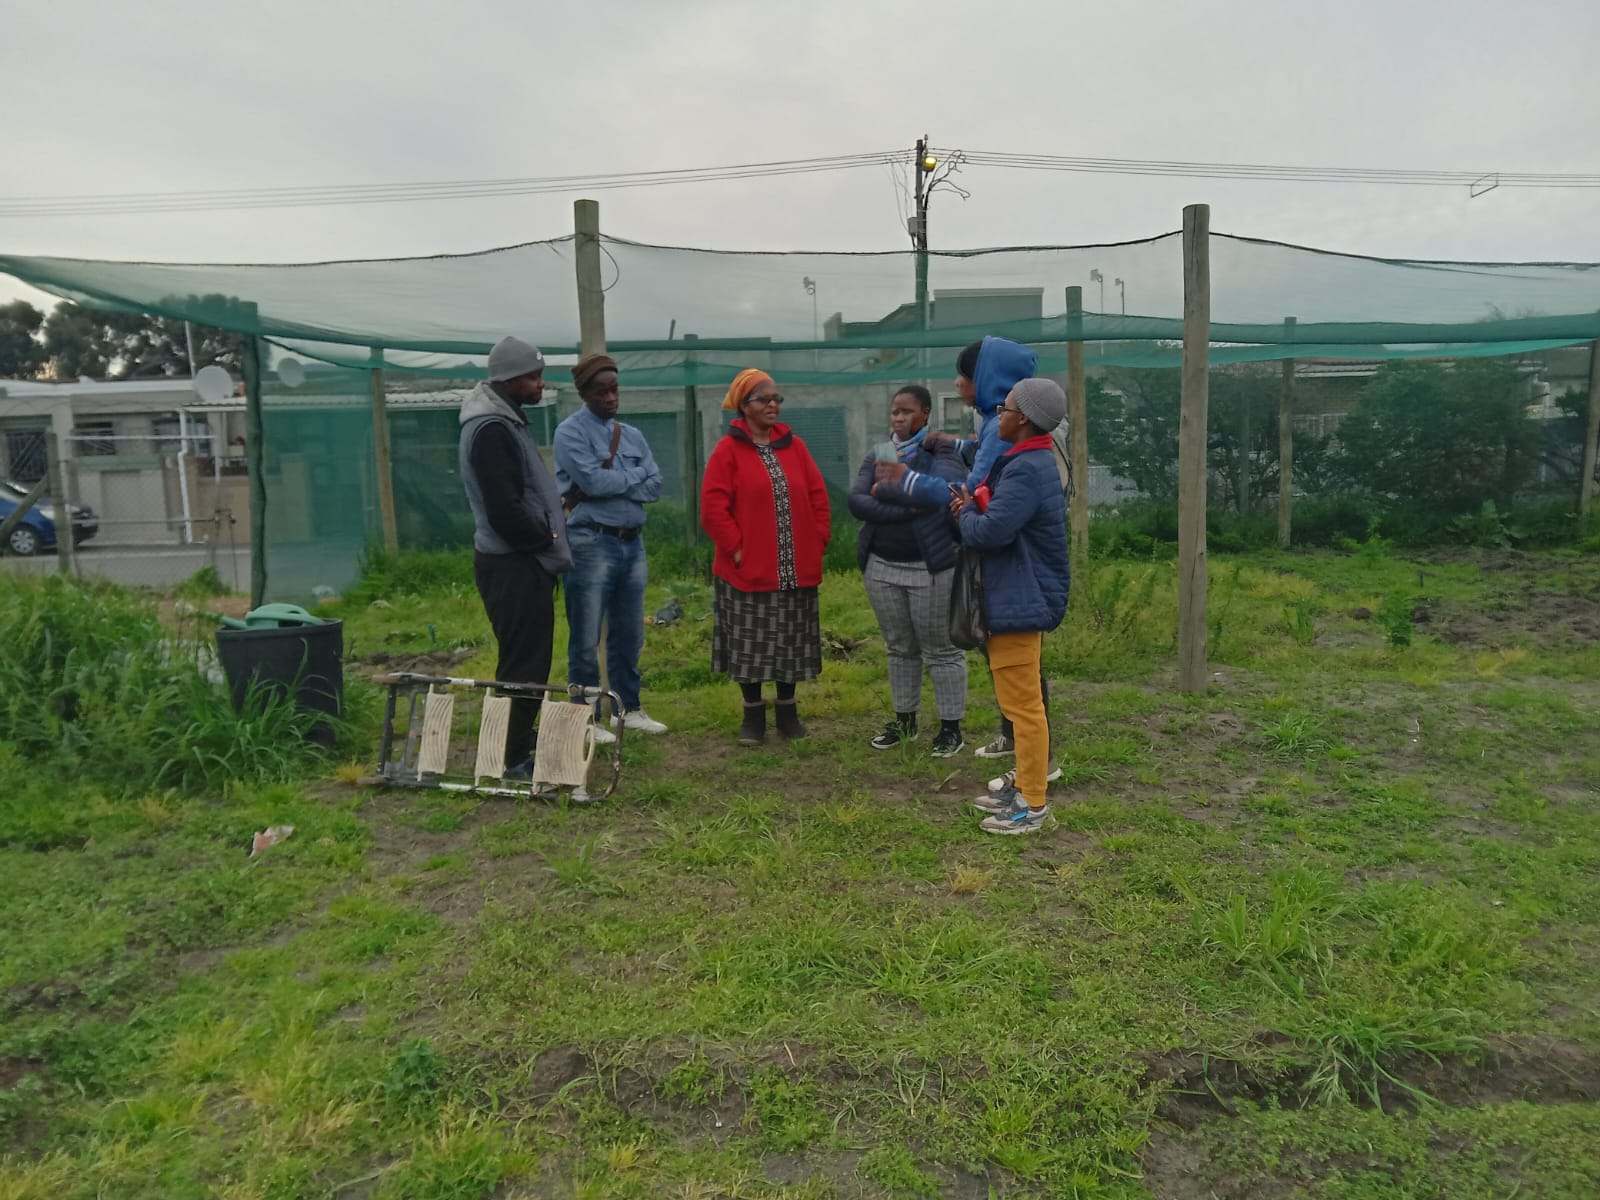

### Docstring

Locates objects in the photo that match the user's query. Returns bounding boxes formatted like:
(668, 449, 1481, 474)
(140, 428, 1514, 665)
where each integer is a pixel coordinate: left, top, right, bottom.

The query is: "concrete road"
(2, 543, 252, 590)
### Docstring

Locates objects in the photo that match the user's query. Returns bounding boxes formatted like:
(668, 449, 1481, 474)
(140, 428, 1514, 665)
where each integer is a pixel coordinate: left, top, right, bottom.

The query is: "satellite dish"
(193, 364, 234, 403)
(276, 358, 306, 388)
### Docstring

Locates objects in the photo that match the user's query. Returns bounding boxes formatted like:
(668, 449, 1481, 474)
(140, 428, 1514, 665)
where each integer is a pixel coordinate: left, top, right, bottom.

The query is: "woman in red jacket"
(700, 369, 832, 745)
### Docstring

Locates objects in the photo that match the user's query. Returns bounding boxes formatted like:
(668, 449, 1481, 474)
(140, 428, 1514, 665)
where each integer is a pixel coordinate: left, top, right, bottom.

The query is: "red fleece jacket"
(700, 419, 832, 592)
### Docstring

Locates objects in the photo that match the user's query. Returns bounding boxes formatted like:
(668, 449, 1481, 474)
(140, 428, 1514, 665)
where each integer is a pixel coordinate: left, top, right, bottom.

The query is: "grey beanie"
(1010, 377, 1066, 433)
(487, 336, 545, 382)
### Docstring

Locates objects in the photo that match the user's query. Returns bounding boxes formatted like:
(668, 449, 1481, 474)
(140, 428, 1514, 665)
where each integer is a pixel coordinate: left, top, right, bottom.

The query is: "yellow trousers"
(988, 631, 1050, 808)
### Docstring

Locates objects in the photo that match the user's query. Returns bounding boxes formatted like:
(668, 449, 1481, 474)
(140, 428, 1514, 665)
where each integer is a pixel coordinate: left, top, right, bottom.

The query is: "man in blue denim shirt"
(554, 354, 668, 736)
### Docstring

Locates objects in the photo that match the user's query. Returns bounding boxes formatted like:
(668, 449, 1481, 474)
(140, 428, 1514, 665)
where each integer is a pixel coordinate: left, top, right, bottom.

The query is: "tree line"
(1087, 358, 1594, 516)
(0, 299, 245, 381)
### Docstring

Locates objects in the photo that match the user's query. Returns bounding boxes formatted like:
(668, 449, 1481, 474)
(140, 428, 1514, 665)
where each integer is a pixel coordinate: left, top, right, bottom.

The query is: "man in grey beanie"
(459, 336, 573, 778)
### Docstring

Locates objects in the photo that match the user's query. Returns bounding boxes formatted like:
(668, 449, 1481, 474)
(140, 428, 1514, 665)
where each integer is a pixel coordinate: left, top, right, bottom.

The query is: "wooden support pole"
(1178, 204, 1211, 694)
(1065, 286, 1089, 567)
(681, 333, 700, 549)
(1581, 337, 1600, 520)
(369, 348, 400, 556)
(574, 199, 607, 356)
(1277, 316, 1297, 548)
(573, 198, 611, 693)
(45, 432, 75, 577)
(243, 334, 267, 608)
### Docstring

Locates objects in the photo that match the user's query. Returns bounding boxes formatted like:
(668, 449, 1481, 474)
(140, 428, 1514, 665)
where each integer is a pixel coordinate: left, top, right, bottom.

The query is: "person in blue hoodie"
(874, 336, 1053, 764)
(955, 377, 1071, 834)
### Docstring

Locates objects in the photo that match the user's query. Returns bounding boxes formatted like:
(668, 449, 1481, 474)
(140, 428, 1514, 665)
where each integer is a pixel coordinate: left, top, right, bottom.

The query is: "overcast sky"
(2, 0, 1597, 320)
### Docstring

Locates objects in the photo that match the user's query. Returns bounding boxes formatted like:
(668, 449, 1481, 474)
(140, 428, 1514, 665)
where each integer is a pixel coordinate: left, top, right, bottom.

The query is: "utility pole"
(912, 136, 936, 343)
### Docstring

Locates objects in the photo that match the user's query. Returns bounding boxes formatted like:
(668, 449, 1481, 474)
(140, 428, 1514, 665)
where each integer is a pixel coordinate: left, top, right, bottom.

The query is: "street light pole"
(803, 276, 819, 370)
(1089, 269, 1105, 359)
(1115, 277, 1126, 315)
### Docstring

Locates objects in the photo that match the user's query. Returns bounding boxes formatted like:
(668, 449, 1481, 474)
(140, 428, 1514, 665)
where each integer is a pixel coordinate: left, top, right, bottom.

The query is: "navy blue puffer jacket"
(956, 445, 1069, 634)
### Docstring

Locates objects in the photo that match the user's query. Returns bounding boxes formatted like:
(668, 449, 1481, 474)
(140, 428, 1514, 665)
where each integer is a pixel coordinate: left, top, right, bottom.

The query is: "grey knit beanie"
(487, 336, 545, 382)
(1010, 377, 1066, 433)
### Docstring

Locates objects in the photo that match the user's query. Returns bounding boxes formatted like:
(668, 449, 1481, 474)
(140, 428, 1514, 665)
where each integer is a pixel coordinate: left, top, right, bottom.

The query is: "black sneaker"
(869, 719, 916, 750)
(930, 727, 964, 758)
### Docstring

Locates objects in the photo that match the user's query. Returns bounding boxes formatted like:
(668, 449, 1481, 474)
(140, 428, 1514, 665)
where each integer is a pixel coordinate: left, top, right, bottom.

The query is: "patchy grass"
(3, 547, 1600, 1198)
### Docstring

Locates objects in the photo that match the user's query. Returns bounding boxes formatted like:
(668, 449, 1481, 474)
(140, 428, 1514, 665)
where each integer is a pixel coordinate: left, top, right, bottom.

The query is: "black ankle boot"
(738, 701, 767, 746)
(774, 699, 808, 740)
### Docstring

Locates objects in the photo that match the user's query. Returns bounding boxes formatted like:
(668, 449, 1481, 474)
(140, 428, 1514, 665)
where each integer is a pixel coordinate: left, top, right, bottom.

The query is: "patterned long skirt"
(711, 579, 823, 684)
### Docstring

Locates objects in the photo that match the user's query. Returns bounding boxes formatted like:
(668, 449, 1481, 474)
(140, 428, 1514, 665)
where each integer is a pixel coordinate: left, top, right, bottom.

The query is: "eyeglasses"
(748, 394, 784, 407)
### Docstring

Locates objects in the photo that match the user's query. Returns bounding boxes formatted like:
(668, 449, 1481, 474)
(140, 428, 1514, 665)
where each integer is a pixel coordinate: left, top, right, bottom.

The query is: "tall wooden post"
(1277, 316, 1298, 548)
(1178, 204, 1211, 694)
(573, 198, 611, 697)
(574, 199, 607, 356)
(45, 432, 75, 577)
(681, 333, 700, 548)
(369, 348, 399, 556)
(1065, 286, 1089, 567)
(1581, 338, 1600, 520)
(243, 333, 267, 608)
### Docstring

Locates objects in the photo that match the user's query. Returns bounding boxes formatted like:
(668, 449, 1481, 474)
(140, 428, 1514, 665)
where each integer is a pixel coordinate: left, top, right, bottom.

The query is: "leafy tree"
(1336, 359, 1538, 511)
(1088, 369, 1180, 502)
(40, 300, 248, 380)
(1207, 367, 1280, 512)
(1536, 385, 1597, 487)
(0, 300, 45, 378)
(1088, 365, 1289, 511)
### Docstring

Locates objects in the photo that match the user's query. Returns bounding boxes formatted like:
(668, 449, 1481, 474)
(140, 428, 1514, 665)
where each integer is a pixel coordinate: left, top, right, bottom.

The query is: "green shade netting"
(4, 232, 1598, 377)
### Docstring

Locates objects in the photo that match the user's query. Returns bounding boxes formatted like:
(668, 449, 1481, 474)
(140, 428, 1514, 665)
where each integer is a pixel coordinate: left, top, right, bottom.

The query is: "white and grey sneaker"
(614, 709, 668, 735)
(987, 760, 1063, 794)
(971, 784, 1021, 816)
(980, 794, 1050, 835)
(973, 733, 1015, 759)
(590, 723, 617, 746)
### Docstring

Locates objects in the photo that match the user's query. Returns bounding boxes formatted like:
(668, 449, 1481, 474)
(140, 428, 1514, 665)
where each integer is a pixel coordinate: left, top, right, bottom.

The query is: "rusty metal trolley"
(367, 672, 624, 801)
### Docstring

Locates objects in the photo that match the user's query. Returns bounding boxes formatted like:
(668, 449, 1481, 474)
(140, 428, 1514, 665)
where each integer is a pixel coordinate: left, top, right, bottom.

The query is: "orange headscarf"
(721, 368, 774, 411)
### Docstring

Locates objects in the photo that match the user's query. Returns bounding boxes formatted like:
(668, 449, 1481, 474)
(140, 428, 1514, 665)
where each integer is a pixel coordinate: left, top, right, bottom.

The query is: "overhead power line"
(952, 149, 1600, 189)
(1, 147, 1596, 220)
(0, 152, 902, 218)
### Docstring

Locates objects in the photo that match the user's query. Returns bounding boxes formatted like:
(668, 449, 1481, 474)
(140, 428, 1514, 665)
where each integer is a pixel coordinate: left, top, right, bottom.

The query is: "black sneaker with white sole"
(870, 719, 916, 750)
(930, 727, 964, 757)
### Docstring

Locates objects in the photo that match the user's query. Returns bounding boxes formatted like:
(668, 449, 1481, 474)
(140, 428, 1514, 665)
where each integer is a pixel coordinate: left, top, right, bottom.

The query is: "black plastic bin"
(216, 619, 344, 744)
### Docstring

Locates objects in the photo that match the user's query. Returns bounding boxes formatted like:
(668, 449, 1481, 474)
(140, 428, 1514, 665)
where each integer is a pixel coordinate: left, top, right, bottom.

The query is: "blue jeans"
(563, 525, 648, 712)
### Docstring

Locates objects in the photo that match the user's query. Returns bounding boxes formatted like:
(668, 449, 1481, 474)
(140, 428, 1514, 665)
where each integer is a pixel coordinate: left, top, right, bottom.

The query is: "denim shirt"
(552, 407, 664, 529)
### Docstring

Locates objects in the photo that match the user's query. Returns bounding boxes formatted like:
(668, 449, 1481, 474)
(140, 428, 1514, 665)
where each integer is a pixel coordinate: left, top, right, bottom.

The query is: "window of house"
(73, 422, 116, 457)
(151, 417, 183, 454)
(3, 428, 46, 483)
(940, 393, 967, 434)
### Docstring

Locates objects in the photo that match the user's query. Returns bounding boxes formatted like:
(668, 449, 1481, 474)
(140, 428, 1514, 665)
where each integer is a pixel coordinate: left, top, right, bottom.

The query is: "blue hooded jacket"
(965, 336, 1038, 490)
(896, 336, 1037, 506)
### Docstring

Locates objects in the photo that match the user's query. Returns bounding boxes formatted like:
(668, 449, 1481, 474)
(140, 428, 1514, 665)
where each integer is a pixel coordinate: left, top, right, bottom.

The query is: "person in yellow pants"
(952, 378, 1071, 834)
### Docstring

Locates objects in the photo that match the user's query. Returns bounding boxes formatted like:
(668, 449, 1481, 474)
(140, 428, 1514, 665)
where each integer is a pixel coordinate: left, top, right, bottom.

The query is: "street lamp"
(803, 276, 820, 371)
(1114, 277, 1126, 315)
(1089, 269, 1105, 359)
